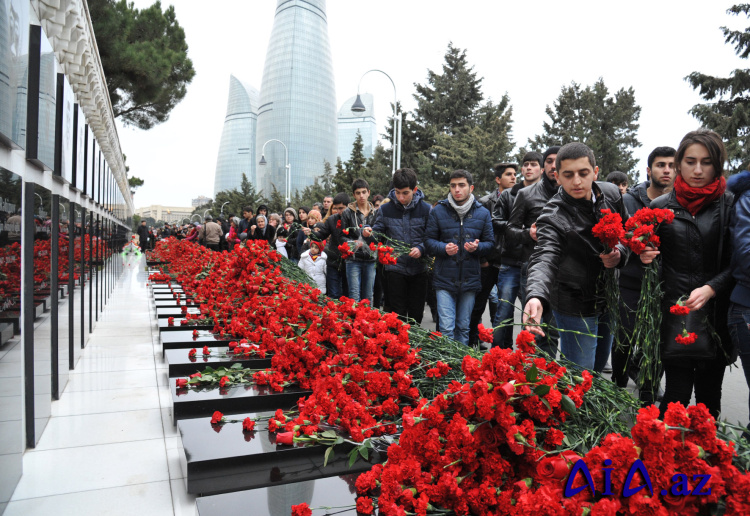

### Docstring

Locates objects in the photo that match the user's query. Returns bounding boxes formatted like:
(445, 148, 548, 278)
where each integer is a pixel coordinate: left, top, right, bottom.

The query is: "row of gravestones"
(150, 279, 377, 516)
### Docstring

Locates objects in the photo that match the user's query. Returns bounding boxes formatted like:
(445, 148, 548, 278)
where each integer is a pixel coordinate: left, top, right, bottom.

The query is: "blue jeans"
(553, 310, 613, 372)
(728, 302, 750, 427)
(488, 285, 499, 323)
(326, 265, 345, 300)
(346, 260, 376, 303)
(436, 289, 476, 346)
(493, 265, 521, 348)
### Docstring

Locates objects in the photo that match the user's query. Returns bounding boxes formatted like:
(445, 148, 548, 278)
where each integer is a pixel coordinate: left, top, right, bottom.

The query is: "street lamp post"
(191, 214, 202, 223)
(203, 209, 211, 220)
(259, 139, 291, 207)
(220, 201, 230, 217)
(351, 69, 401, 175)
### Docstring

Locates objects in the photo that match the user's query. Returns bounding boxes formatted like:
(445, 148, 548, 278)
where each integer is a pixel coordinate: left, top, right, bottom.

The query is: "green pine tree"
(529, 79, 641, 182)
(88, 0, 196, 129)
(686, 4, 750, 173)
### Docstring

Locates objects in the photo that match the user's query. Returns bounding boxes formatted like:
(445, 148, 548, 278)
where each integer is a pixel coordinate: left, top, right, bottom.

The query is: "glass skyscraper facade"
(213, 75, 259, 195)
(255, 0, 337, 199)
(337, 93, 376, 162)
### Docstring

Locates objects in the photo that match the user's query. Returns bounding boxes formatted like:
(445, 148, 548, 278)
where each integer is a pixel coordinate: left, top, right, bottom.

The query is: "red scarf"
(673, 175, 726, 216)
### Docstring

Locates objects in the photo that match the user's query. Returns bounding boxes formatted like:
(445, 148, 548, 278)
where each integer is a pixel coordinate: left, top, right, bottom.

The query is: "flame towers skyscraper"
(255, 0, 337, 199)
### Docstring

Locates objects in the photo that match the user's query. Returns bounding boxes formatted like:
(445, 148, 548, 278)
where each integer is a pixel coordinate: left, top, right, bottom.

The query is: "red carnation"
(202, 346, 210, 356)
(291, 503, 312, 516)
(477, 323, 494, 343)
(167, 316, 174, 326)
(242, 417, 255, 432)
(515, 329, 536, 353)
(210, 411, 224, 424)
(592, 208, 625, 250)
(669, 303, 690, 316)
(675, 330, 698, 345)
(356, 496, 375, 514)
(219, 376, 229, 388)
(188, 348, 197, 358)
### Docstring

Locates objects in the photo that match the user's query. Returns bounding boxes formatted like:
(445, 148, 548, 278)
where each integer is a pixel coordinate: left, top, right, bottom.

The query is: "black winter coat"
(651, 189, 734, 360)
(506, 174, 560, 263)
(525, 182, 628, 317)
(493, 183, 527, 268)
(313, 214, 343, 270)
(371, 189, 432, 275)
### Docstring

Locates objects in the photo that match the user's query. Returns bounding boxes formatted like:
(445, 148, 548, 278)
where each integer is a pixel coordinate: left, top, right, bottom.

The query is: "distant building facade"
(213, 75, 259, 196)
(337, 93, 376, 162)
(255, 0, 337, 198)
(192, 195, 213, 208)
(135, 205, 194, 224)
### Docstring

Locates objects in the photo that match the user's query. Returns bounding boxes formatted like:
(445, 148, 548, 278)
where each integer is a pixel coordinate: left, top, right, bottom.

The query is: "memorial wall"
(0, 0, 133, 511)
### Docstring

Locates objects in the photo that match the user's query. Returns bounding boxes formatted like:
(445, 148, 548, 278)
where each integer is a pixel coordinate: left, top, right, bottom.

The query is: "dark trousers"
(326, 264, 347, 300)
(728, 302, 750, 427)
(373, 263, 386, 309)
(611, 286, 660, 405)
(386, 271, 428, 325)
(660, 355, 726, 419)
(468, 265, 500, 345)
(206, 243, 220, 252)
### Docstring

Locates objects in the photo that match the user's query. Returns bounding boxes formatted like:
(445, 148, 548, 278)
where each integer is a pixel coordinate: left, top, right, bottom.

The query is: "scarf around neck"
(447, 193, 475, 220)
(674, 174, 726, 216)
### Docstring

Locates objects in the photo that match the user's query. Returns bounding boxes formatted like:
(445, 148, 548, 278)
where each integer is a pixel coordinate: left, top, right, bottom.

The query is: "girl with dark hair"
(640, 129, 735, 419)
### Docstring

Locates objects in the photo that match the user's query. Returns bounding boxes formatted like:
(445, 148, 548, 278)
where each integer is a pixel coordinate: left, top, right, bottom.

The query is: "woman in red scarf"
(641, 130, 735, 418)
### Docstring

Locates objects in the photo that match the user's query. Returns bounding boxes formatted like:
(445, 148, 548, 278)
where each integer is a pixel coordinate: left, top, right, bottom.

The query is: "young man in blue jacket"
(364, 168, 432, 324)
(424, 170, 494, 345)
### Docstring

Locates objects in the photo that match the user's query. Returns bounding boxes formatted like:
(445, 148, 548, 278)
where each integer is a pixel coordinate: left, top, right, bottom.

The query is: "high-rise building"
(255, 0, 337, 200)
(213, 75, 259, 195)
(338, 93, 376, 162)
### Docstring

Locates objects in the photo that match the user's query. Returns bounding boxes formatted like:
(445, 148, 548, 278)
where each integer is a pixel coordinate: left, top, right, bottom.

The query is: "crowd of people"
(137, 129, 750, 427)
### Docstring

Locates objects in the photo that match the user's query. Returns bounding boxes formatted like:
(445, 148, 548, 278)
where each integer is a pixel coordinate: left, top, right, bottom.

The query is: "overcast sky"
(119, 0, 744, 209)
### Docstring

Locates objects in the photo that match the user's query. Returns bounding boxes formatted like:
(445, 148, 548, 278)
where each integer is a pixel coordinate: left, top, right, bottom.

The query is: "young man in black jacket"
(504, 147, 560, 355)
(338, 179, 377, 303)
(469, 163, 518, 345)
(611, 146, 675, 401)
(523, 143, 628, 372)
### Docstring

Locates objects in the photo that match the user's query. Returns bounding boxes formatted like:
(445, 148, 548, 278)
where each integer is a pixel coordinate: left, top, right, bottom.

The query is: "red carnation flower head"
(592, 208, 624, 250)
(242, 417, 255, 432)
(515, 329, 536, 353)
(675, 329, 697, 345)
(210, 411, 224, 424)
(669, 296, 690, 316)
(291, 503, 312, 516)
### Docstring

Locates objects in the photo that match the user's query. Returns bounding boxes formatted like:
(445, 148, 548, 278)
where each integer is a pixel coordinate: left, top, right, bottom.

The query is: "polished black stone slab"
(147, 260, 169, 266)
(196, 474, 363, 516)
(172, 384, 311, 424)
(154, 300, 197, 308)
(180, 413, 382, 496)
(0, 323, 13, 345)
(156, 306, 201, 319)
(0, 312, 20, 334)
(158, 318, 215, 333)
(161, 330, 235, 354)
(151, 283, 181, 290)
(153, 293, 192, 301)
(165, 347, 272, 377)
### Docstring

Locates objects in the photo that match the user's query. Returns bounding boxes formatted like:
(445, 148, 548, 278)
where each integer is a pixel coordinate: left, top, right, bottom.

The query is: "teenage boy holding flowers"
(522, 142, 629, 372)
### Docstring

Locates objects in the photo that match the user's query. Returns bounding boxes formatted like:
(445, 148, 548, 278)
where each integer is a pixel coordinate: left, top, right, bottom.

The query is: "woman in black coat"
(641, 129, 735, 419)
